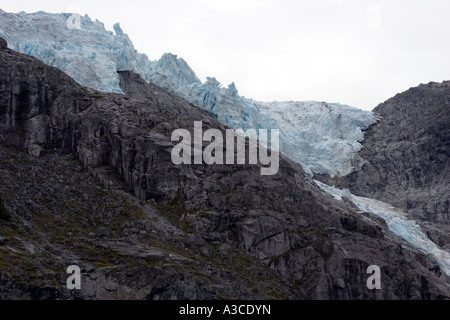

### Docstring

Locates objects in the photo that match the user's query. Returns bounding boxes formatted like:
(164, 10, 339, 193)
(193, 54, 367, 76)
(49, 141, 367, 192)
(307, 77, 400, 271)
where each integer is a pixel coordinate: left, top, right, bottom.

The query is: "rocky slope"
(318, 81, 450, 249)
(1, 39, 450, 299)
(0, 9, 378, 178)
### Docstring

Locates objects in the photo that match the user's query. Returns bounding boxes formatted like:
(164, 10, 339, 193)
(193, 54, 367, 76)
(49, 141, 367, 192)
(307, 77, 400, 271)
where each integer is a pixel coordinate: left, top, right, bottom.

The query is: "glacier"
(0, 9, 379, 177)
(1, 8, 449, 278)
(315, 180, 450, 276)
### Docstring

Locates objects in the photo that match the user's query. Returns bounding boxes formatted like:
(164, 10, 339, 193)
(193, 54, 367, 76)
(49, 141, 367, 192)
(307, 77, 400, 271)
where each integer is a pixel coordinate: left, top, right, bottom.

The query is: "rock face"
(0, 37, 6, 50)
(1, 39, 450, 299)
(318, 81, 450, 248)
(0, 9, 378, 178)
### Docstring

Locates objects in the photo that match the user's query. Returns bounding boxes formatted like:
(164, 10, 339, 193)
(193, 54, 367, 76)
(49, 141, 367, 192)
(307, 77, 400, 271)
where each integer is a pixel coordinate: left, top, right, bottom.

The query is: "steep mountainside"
(1, 39, 450, 299)
(0, 9, 378, 178)
(319, 81, 450, 249)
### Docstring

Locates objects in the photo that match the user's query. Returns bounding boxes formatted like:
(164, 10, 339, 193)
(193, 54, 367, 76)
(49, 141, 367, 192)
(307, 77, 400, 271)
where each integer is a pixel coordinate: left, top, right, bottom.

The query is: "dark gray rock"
(0, 46, 449, 299)
(95, 227, 110, 238)
(0, 37, 6, 50)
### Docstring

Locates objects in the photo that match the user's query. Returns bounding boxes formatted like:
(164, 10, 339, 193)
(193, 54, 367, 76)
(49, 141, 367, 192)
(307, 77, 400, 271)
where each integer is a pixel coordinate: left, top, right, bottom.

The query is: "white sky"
(1, 0, 449, 110)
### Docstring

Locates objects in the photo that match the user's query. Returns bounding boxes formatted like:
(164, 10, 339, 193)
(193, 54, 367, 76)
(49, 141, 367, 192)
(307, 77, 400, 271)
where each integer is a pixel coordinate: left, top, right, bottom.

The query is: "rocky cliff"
(1, 39, 449, 299)
(0, 9, 378, 178)
(318, 81, 450, 250)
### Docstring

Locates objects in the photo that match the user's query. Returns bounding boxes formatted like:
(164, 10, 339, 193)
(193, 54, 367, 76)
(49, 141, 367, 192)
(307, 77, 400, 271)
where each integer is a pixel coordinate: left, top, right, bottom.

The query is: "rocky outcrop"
(318, 81, 450, 248)
(0, 37, 6, 50)
(1, 38, 450, 299)
(0, 9, 378, 178)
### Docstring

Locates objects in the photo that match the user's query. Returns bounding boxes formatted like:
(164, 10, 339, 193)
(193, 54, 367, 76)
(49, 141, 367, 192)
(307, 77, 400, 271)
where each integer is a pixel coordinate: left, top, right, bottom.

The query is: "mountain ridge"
(1, 38, 449, 299)
(0, 9, 378, 178)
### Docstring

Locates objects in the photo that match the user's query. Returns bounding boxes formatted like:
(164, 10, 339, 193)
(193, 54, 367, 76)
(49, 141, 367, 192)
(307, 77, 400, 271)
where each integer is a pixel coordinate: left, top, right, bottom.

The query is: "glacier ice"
(314, 180, 450, 276)
(254, 101, 379, 176)
(1, 8, 448, 278)
(0, 9, 379, 177)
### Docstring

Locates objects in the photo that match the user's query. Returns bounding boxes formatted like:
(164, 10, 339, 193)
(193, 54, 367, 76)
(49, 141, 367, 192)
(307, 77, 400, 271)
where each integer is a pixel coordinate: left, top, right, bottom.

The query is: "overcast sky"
(1, 0, 449, 110)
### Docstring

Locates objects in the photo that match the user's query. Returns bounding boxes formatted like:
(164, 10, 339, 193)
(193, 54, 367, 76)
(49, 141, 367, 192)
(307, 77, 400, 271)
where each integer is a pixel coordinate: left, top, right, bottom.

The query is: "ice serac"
(0, 9, 378, 177)
(254, 101, 379, 176)
(155, 53, 201, 86)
